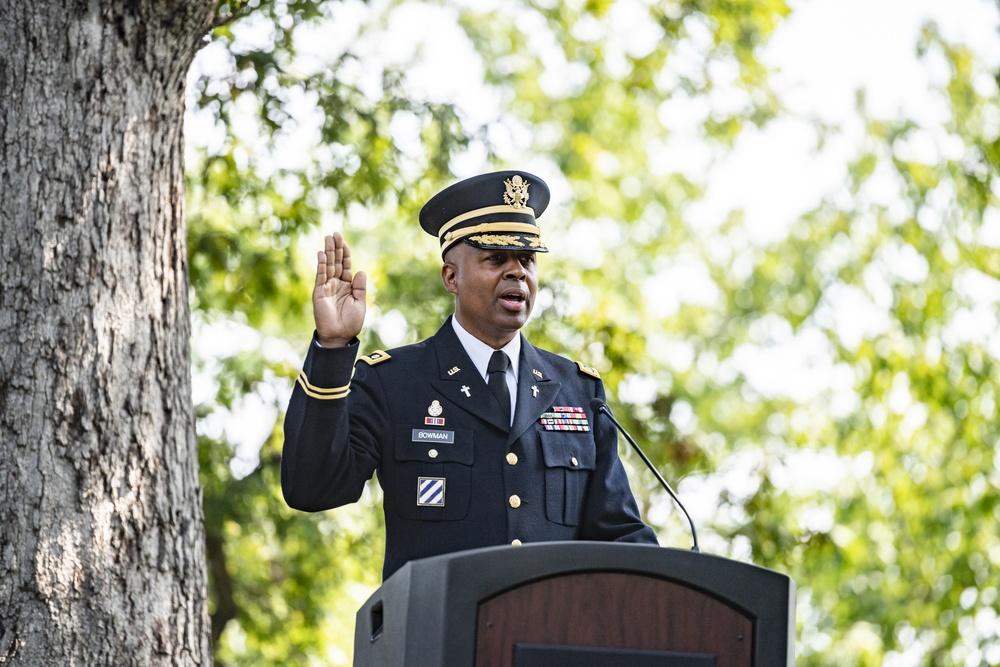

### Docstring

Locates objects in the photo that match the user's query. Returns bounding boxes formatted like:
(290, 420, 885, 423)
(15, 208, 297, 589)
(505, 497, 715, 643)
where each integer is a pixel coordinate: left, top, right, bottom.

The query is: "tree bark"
(0, 1, 215, 663)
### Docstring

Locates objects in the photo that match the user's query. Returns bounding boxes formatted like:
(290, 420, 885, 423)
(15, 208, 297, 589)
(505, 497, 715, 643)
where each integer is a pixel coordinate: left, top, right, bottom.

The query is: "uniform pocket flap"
(539, 431, 596, 470)
(394, 426, 474, 465)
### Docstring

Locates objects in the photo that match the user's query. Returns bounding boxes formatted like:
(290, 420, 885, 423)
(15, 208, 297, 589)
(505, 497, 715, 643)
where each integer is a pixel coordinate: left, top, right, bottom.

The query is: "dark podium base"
(354, 542, 795, 667)
(514, 643, 715, 667)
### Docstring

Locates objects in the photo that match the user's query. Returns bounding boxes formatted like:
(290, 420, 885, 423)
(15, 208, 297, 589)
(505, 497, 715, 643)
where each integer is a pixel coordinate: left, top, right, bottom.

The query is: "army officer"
(281, 170, 657, 579)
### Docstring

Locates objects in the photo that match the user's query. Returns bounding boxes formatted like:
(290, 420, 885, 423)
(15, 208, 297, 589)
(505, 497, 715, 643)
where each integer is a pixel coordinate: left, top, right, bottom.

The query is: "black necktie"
(487, 350, 511, 426)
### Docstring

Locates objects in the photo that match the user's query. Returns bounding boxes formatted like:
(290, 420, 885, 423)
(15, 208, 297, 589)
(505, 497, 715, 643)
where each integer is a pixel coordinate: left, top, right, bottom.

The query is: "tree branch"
(212, 0, 251, 30)
(206, 531, 237, 654)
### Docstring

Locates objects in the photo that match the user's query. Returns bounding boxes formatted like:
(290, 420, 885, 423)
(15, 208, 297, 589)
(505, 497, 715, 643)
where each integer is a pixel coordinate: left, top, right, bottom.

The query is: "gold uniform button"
(428, 449, 439, 459)
(509, 495, 521, 509)
(506, 452, 518, 465)
(511, 539, 523, 546)
(571, 456, 579, 466)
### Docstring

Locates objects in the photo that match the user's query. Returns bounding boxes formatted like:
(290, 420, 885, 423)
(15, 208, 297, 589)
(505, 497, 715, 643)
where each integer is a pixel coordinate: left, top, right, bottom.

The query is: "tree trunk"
(0, 1, 215, 663)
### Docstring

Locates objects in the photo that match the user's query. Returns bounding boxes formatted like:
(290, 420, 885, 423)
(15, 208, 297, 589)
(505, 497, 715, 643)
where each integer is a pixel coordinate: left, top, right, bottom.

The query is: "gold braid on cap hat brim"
(438, 204, 543, 253)
(441, 223, 545, 254)
(466, 234, 548, 249)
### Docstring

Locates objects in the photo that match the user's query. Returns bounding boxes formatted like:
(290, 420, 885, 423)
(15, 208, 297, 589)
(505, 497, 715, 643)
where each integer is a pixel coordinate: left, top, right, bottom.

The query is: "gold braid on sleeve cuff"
(297, 371, 350, 400)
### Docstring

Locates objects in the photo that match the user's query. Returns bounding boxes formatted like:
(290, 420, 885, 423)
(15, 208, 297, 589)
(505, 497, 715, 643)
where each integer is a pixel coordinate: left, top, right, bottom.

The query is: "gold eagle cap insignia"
(503, 175, 530, 209)
(359, 350, 392, 366)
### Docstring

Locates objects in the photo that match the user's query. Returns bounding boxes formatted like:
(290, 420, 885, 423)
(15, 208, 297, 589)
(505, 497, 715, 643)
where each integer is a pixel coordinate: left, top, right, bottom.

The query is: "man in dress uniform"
(281, 170, 657, 579)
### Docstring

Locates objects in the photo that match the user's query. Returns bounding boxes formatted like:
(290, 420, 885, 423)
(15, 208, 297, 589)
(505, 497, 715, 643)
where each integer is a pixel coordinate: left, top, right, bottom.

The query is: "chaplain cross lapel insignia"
(461, 385, 471, 398)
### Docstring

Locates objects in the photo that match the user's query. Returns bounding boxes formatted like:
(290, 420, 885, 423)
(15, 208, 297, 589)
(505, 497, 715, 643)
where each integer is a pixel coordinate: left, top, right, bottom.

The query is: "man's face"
(442, 244, 539, 349)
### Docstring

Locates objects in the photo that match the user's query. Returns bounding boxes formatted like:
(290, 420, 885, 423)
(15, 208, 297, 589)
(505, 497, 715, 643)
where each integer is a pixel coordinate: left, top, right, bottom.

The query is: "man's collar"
(450, 316, 520, 382)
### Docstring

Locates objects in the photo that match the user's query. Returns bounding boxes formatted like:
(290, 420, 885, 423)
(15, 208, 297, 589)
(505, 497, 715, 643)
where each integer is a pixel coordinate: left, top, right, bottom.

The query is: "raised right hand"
(313, 231, 367, 347)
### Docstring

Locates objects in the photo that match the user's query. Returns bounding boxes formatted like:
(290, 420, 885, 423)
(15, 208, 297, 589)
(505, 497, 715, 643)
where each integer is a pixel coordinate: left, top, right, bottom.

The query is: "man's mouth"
(498, 290, 527, 308)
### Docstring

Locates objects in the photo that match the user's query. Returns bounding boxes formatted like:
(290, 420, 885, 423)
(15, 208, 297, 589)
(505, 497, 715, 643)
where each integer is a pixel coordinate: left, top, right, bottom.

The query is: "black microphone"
(590, 398, 700, 553)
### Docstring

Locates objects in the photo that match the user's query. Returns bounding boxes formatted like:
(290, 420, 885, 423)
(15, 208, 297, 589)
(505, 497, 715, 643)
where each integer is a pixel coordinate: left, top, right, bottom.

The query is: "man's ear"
(441, 261, 458, 295)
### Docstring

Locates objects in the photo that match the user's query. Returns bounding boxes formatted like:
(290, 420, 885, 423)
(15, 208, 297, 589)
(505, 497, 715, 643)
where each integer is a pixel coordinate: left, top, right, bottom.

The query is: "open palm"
(313, 231, 367, 347)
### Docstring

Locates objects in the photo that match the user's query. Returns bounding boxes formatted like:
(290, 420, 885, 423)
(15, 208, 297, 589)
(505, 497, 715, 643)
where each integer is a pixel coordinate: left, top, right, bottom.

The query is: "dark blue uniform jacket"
(281, 318, 657, 578)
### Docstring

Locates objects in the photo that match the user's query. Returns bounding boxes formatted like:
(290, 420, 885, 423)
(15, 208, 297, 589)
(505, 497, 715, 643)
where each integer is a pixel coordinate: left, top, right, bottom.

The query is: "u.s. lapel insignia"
(425, 399, 445, 425)
(539, 406, 590, 432)
(447, 366, 460, 376)
(417, 477, 445, 506)
(532, 368, 543, 379)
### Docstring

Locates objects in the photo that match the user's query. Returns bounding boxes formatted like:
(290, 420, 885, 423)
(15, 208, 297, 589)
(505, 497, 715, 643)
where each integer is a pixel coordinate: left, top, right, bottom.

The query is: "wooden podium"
(353, 542, 795, 666)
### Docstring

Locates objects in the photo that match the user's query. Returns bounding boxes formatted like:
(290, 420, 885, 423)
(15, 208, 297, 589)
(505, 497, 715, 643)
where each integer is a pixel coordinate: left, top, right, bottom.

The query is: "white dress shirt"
(451, 316, 519, 424)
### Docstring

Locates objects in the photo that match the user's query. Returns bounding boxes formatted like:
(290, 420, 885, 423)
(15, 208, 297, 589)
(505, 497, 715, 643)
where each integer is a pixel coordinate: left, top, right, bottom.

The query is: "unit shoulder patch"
(359, 350, 392, 366)
(574, 361, 601, 379)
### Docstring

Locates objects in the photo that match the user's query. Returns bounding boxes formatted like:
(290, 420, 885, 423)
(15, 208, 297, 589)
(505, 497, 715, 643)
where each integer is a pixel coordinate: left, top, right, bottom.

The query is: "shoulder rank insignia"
(359, 350, 392, 366)
(575, 361, 601, 379)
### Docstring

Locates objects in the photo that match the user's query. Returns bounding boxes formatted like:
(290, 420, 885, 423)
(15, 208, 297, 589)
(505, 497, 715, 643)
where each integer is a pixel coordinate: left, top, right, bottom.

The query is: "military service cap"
(419, 170, 551, 257)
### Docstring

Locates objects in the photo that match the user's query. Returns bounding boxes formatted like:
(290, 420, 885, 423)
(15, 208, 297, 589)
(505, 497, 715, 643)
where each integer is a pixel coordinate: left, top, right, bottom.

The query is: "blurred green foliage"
(188, 0, 1000, 664)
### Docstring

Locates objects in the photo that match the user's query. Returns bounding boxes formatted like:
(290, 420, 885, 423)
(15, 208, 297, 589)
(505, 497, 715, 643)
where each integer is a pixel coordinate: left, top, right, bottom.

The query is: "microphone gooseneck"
(589, 398, 700, 553)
